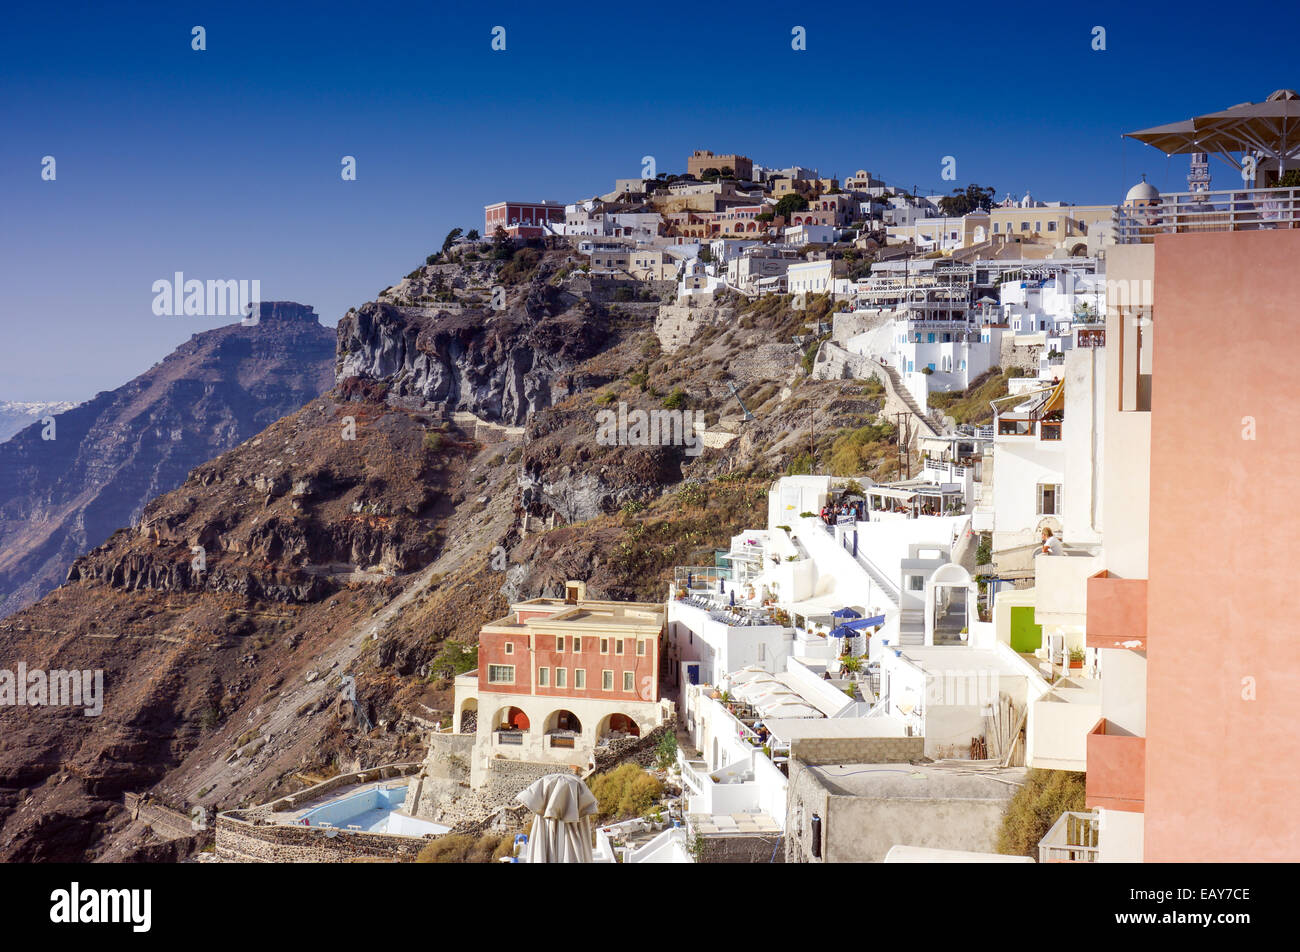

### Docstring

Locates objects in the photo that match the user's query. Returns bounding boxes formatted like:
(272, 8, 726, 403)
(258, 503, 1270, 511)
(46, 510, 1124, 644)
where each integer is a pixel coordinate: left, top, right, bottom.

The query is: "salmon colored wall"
(1085, 572, 1147, 650)
(1145, 230, 1300, 861)
(1085, 719, 1145, 812)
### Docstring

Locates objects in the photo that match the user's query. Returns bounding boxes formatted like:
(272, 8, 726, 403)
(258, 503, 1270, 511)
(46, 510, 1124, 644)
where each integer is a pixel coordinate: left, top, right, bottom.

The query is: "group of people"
(819, 500, 865, 525)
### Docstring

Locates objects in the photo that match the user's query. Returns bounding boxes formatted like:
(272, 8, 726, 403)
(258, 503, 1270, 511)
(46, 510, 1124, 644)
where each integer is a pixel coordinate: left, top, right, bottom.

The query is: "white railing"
(1115, 185, 1300, 243)
(1038, 810, 1101, 863)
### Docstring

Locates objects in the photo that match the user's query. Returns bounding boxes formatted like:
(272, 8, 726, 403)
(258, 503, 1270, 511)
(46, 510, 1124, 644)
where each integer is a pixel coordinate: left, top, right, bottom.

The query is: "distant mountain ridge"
(0, 401, 80, 443)
(0, 302, 336, 618)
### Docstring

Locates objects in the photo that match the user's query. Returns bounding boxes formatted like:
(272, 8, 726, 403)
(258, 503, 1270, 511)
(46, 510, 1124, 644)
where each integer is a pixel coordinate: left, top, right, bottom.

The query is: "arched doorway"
(459, 697, 478, 734)
(925, 563, 975, 647)
(495, 705, 530, 731)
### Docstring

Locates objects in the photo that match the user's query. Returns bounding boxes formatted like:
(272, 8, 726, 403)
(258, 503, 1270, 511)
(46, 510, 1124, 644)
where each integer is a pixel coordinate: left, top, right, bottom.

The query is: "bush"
(587, 763, 663, 820)
(996, 768, 1087, 857)
(423, 431, 444, 452)
(415, 832, 516, 863)
(661, 388, 687, 410)
(654, 731, 678, 771)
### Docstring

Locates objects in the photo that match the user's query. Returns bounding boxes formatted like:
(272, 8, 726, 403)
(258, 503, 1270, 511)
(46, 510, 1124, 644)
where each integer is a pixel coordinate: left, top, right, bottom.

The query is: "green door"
(1010, 606, 1042, 652)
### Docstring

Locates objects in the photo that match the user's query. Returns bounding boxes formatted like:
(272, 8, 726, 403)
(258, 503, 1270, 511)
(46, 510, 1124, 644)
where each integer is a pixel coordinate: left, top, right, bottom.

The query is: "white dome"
(1126, 180, 1160, 203)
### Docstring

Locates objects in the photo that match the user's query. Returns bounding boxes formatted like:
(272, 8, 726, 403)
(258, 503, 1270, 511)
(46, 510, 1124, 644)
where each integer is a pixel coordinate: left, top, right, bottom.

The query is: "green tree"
(774, 193, 810, 220)
(938, 184, 996, 217)
(442, 227, 464, 254)
(492, 226, 513, 260)
(465, 228, 481, 241)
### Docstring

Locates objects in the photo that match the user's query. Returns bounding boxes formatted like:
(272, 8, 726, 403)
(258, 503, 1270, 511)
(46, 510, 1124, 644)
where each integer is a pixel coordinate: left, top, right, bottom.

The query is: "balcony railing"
(496, 731, 524, 746)
(1038, 811, 1100, 863)
(1115, 185, 1300, 243)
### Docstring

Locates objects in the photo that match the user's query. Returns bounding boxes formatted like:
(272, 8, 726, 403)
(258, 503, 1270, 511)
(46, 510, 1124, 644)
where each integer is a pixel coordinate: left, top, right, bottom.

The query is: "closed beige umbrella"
(516, 773, 599, 863)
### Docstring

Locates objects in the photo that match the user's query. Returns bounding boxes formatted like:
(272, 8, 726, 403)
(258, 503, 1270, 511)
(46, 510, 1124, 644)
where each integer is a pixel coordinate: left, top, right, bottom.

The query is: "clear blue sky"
(2, 0, 1297, 402)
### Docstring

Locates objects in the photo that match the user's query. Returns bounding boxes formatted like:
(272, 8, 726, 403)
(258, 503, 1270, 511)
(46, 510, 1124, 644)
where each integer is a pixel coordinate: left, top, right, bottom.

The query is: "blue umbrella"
(832, 607, 861, 620)
(830, 625, 855, 638)
(729, 590, 736, 607)
(719, 577, 725, 594)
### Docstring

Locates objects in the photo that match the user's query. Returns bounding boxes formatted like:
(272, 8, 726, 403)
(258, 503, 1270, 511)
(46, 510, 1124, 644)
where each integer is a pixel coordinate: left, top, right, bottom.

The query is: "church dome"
(1126, 180, 1160, 203)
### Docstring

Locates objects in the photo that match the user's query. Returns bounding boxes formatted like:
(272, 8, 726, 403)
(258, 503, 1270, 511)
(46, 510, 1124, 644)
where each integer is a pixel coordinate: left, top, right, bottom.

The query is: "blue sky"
(2, 0, 1297, 402)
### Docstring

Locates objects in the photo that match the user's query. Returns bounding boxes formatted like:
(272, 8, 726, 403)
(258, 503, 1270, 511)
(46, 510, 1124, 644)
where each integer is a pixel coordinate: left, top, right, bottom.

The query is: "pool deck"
(265, 780, 447, 836)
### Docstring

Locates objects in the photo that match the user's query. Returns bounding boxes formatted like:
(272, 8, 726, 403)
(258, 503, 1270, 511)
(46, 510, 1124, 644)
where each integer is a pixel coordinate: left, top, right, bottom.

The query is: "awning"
(831, 607, 861, 620)
(867, 487, 918, 502)
(842, 615, 885, 630)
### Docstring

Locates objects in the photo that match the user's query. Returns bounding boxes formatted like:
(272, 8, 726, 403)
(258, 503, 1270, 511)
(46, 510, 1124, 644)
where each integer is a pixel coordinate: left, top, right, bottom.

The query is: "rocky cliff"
(0, 245, 898, 862)
(0, 303, 336, 618)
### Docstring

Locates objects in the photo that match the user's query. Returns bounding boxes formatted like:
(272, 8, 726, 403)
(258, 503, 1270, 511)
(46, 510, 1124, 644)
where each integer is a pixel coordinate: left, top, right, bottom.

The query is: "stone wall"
(215, 812, 429, 863)
(999, 335, 1043, 373)
(655, 303, 737, 353)
(125, 792, 199, 840)
(693, 833, 785, 864)
(590, 719, 674, 775)
(405, 733, 475, 820)
(789, 735, 925, 767)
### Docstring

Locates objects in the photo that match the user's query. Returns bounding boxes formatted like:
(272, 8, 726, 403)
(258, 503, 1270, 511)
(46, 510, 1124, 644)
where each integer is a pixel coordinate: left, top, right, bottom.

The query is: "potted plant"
(1069, 647, 1085, 669)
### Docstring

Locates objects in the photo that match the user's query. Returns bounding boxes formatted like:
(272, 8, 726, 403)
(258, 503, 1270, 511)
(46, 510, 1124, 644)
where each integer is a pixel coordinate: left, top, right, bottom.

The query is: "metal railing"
(1115, 185, 1300, 243)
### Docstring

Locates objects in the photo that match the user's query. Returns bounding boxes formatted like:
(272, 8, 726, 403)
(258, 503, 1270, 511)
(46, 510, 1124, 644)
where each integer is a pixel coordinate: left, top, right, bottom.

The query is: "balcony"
(1115, 185, 1300, 243)
(1086, 571, 1148, 650)
(1038, 811, 1100, 863)
(1086, 719, 1145, 813)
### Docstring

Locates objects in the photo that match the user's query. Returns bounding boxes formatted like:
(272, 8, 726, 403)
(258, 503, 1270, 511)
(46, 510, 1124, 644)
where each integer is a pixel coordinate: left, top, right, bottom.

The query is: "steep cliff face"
(0, 303, 336, 618)
(334, 285, 608, 425)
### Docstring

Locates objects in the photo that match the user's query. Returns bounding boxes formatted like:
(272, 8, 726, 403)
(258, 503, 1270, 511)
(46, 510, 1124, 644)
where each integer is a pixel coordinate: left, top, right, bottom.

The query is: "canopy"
(1124, 89, 1300, 172)
(757, 699, 822, 718)
(831, 607, 861, 620)
(842, 615, 885, 630)
(516, 773, 599, 863)
(830, 625, 856, 638)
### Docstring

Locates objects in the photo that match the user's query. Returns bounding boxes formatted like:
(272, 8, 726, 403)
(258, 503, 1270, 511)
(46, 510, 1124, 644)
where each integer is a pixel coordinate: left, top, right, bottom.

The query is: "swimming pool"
(300, 784, 450, 837)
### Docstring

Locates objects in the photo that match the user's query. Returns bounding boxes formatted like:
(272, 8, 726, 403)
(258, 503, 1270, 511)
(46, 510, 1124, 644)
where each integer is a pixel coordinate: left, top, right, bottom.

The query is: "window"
(615, 639, 624, 655)
(1048, 221, 1057, 232)
(538, 667, 549, 687)
(573, 636, 581, 653)
(636, 639, 646, 656)
(555, 668, 567, 688)
(993, 223, 1000, 233)
(575, 669, 586, 689)
(908, 575, 925, 592)
(600, 638, 609, 654)
(556, 636, 565, 652)
(623, 671, 635, 692)
(927, 333, 935, 343)
(504, 642, 514, 655)
(1021, 221, 1030, 232)
(487, 665, 515, 684)
(1037, 483, 1063, 516)
(602, 670, 614, 691)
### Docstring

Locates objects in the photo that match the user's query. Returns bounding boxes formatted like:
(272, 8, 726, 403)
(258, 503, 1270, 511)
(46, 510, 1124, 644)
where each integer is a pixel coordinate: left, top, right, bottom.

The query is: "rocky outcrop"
(335, 284, 608, 425)
(0, 303, 336, 618)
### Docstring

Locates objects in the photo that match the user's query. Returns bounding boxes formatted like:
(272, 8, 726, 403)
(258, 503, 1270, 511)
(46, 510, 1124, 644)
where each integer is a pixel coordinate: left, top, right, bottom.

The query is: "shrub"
(654, 731, 678, 771)
(415, 832, 516, 863)
(661, 388, 687, 410)
(423, 431, 444, 452)
(996, 768, 1087, 857)
(587, 763, 664, 820)
(595, 391, 617, 406)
